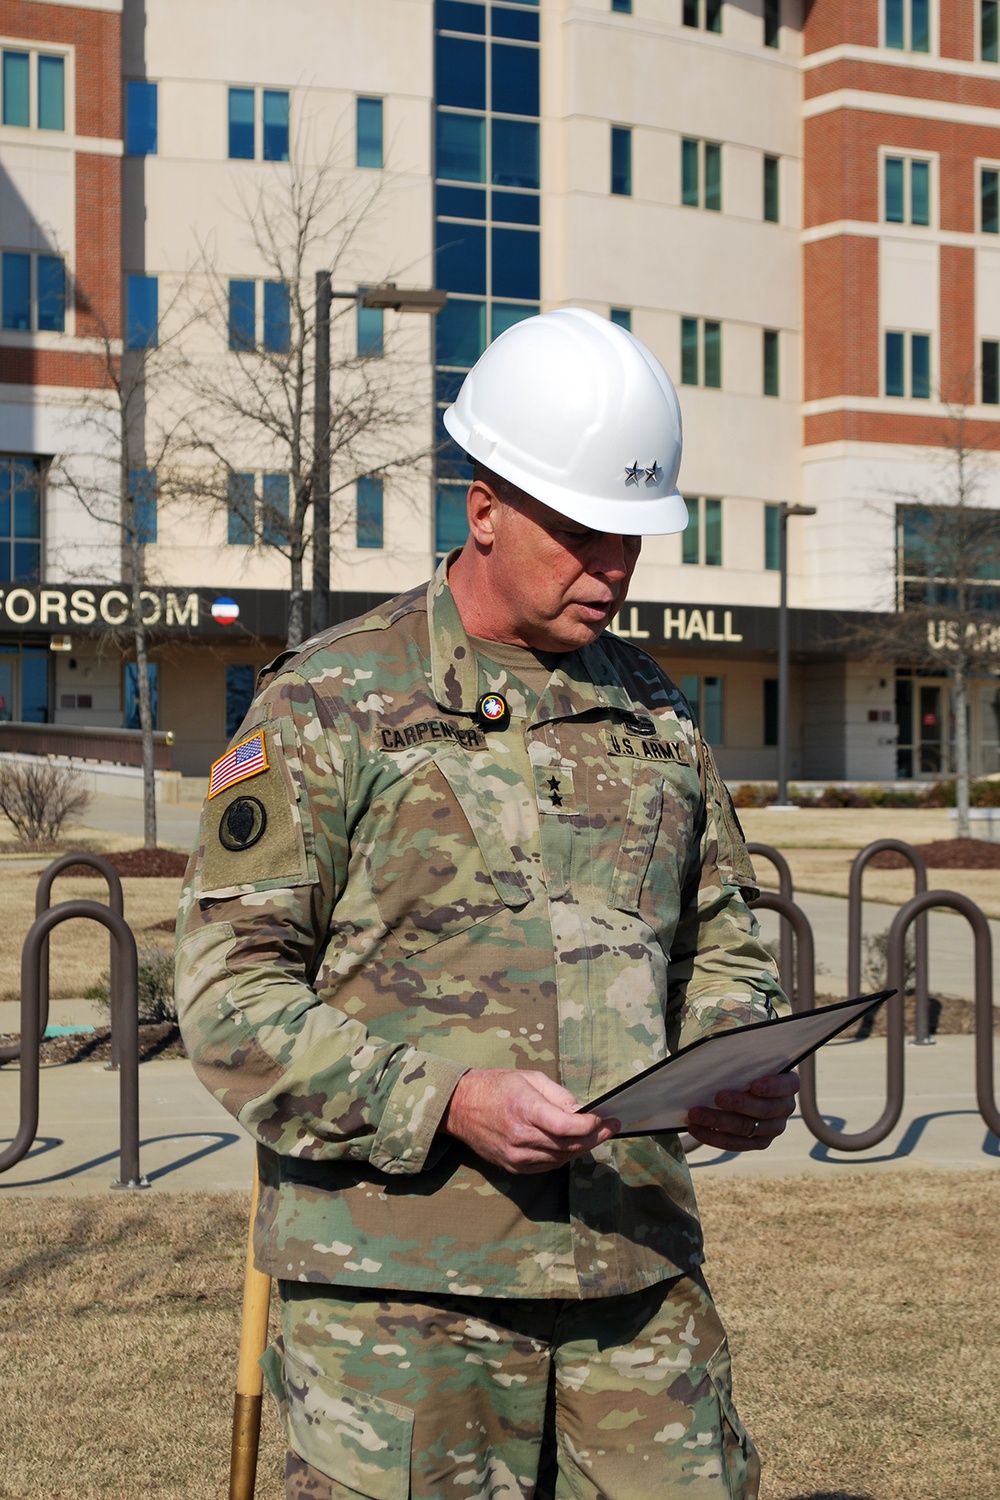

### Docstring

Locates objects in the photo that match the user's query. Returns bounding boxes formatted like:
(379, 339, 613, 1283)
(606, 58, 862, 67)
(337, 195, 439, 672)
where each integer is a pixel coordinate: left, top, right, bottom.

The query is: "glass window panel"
(491, 226, 539, 300)
(706, 0, 723, 32)
(982, 168, 999, 233)
(491, 42, 539, 116)
(13, 542, 41, 584)
(13, 466, 39, 540)
(680, 676, 700, 725)
(611, 125, 631, 196)
(765, 504, 781, 570)
(262, 90, 289, 161)
(436, 219, 487, 294)
(911, 0, 929, 50)
(128, 468, 157, 544)
(610, 307, 631, 331)
(437, 184, 487, 218)
(985, 0, 1000, 61)
(263, 280, 290, 353)
(682, 498, 700, 564)
(681, 317, 699, 385)
(436, 297, 485, 367)
(21, 650, 49, 722)
(356, 96, 383, 169)
(2, 52, 29, 127)
(37, 55, 64, 131)
(763, 678, 778, 745)
(885, 330, 905, 395)
(125, 662, 157, 731)
(491, 117, 538, 187)
(0, 461, 13, 537)
(437, 112, 486, 182)
(225, 664, 257, 741)
(704, 141, 721, 211)
(436, 35, 486, 109)
(357, 475, 384, 549)
(983, 340, 1000, 404)
(228, 87, 255, 160)
(261, 472, 289, 544)
(764, 0, 780, 46)
(436, 0, 486, 33)
(885, 156, 905, 222)
(704, 498, 723, 566)
(491, 188, 538, 223)
(703, 320, 721, 388)
(436, 369, 465, 404)
(435, 483, 470, 554)
(611, 0, 633, 11)
(227, 472, 255, 544)
(911, 333, 930, 398)
(2, 253, 30, 331)
(910, 159, 930, 225)
(491, 301, 537, 340)
(683, 0, 699, 23)
(357, 302, 384, 358)
(763, 328, 779, 396)
(682, 139, 699, 207)
(228, 278, 256, 351)
(702, 676, 723, 743)
(885, 0, 905, 47)
(493, 6, 540, 38)
(126, 79, 157, 156)
(764, 155, 779, 222)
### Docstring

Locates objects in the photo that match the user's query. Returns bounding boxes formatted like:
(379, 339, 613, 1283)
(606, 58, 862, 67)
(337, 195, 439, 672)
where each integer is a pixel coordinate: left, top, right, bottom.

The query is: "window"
(764, 503, 781, 570)
(263, 281, 290, 353)
(2, 49, 64, 131)
(228, 279, 255, 351)
(357, 97, 383, 168)
(612, 0, 633, 10)
(683, 495, 723, 566)
(0, 456, 42, 583)
(125, 663, 158, 731)
(680, 317, 721, 388)
(764, 0, 780, 46)
(225, 664, 257, 741)
(897, 503, 1000, 612)
(357, 302, 384, 358)
(611, 126, 631, 196)
(884, 155, 931, 226)
(260, 473, 289, 545)
(226, 471, 289, 544)
(682, 138, 721, 211)
(985, 1, 999, 61)
(683, 0, 723, 31)
(983, 340, 999, 404)
(610, 307, 631, 331)
(125, 80, 157, 155)
(981, 168, 999, 233)
(228, 87, 289, 161)
(885, 330, 931, 398)
(763, 329, 780, 397)
(357, 476, 384, 548)
(126, 469, 157, 545)
(764, 155, 780, 222)
(227, 279, 290, 353)
(763, 679, 778, 746)
(1, 252, 65, 332)
(680, 674, 724, 744)
(227, 472, 255, 545)
(885, 0, 929, 52)
(126, 274, 158, 350)
(435, 483, 469, 560)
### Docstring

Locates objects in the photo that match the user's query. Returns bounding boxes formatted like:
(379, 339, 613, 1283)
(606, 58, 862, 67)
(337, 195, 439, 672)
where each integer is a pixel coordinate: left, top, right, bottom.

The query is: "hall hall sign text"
(610, 606, 744, 644)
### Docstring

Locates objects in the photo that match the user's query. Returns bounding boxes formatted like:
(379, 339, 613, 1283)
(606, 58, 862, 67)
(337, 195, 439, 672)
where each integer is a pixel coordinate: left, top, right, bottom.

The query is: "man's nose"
(591, 534, 631, 577)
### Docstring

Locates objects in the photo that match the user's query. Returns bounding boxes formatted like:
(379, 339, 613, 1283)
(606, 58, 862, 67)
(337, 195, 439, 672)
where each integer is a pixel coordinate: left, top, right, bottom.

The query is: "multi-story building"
(1, 0, 999, 780)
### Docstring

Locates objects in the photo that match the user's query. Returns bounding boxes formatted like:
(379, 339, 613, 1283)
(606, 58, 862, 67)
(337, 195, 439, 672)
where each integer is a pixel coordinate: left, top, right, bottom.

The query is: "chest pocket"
(607, 756, 701, 919)
(367, 743, 534, 954)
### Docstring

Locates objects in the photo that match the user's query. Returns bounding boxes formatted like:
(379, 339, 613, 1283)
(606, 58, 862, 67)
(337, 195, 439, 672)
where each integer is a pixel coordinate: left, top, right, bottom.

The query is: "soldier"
(176, 307, 798, 1500)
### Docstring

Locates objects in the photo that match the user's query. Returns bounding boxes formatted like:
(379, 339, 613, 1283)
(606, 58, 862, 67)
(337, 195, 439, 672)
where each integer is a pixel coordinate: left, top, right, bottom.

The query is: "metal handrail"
(848, 839, 931, 1043)
(0, 900, 147, 1189)
(746, 842, 794, 995)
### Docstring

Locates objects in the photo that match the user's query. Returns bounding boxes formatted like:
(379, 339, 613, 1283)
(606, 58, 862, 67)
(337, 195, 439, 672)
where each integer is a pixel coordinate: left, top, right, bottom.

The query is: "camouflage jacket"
(176, 561, 785, 1297)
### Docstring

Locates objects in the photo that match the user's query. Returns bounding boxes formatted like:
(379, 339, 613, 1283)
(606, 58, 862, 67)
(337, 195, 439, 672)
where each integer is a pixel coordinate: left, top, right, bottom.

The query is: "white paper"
(585, 993, 892, 1135)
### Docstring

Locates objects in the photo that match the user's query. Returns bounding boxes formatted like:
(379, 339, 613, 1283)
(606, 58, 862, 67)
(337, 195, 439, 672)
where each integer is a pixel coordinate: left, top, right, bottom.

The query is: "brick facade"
(804, 236, 879, 402)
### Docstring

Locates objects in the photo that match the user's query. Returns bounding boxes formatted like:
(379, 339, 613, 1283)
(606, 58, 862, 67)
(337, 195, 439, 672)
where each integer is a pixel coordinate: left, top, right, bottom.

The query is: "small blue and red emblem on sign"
(211, 596, 240, 626)
(208, 731, 268, 799)
(475, 692, 511, 732)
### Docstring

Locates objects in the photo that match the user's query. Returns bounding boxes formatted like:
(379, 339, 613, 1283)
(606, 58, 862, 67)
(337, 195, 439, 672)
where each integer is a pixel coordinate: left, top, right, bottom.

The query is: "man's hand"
(686, 1070, 799, 1153)
(441, 1069, 619, 1174)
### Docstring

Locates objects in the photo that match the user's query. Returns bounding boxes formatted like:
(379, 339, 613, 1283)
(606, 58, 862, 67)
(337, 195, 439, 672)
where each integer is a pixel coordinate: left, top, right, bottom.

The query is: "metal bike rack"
(847, 839, 931, 1044)
(746, 842, 795, 996)
(0, 900, 147, 1189)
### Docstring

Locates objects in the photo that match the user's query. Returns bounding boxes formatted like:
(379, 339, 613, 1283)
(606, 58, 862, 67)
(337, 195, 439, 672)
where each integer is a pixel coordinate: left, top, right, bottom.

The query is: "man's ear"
(466, 479, 501, 546)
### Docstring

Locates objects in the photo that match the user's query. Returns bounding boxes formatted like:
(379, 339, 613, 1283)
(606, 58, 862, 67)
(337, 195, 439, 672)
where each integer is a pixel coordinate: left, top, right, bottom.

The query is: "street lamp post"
(776, 502, 817, 807)
(310, 280, 447, 637)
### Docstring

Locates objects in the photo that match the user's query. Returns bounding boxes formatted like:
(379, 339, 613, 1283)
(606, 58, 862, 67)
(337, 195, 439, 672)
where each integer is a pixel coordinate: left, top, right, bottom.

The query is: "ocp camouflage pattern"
(175, 558, 786, 1297)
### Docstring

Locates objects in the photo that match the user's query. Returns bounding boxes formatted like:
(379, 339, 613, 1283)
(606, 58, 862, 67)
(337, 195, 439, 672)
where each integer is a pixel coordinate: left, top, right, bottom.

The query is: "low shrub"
(0, 760, 90, 846)
(85, 942, 176, 1025)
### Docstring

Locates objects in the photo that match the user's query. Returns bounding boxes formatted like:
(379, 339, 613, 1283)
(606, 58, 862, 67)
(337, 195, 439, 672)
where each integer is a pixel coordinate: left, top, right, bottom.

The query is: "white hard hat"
(443, 306, 687, 535)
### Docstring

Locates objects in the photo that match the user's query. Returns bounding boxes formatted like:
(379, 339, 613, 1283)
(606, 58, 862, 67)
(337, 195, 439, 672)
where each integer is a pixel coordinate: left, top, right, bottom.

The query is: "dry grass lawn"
(739, 807, 957, 851)
(0, 1172, 996, 1500)
(750, 845, 1000, 919)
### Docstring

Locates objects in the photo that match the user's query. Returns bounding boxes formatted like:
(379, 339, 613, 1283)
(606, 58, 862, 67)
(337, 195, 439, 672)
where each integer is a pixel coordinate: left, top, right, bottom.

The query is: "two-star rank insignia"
(547, 775, 562, 807)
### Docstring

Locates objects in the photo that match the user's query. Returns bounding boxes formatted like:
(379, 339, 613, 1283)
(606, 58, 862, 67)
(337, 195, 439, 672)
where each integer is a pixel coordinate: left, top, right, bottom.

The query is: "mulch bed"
(0, 1023, 185, 1066)
(57, 849, 189, 879)
(868, 837, 1000, 869)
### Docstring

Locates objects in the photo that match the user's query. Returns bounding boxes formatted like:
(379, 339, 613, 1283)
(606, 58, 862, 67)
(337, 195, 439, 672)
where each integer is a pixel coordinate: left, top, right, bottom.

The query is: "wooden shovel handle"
(229, 1163, 273, 1500)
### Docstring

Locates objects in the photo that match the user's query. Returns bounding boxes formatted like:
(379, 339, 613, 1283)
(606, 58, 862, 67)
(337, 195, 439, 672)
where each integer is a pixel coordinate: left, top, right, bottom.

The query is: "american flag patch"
(208, 731, 268, 799)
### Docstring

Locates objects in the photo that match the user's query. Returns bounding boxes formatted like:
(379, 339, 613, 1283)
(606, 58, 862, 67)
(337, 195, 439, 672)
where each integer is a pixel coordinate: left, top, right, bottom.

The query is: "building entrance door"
(896, 674, 951, 777)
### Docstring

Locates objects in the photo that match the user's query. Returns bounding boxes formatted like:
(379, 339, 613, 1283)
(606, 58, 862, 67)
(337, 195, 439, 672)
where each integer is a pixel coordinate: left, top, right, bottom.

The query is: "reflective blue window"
(610, 307, 631, 331)
(911, 0, 929, 50)
(612, 0, 633, 10)
(704, 320, 721, 388)
(911, 160, 929, 225)
(765, 504, 781, 571)
(436, 35, 486, 109)
(263, 90, 289, 161)
(263, 280, 290, 353)
(885, 157, 904, 222)
(37, 55, 64, 131)
(0, 459, 41, 585)
(491, 301, 536, 340)
(128, 468, 157, 544)
(357, 302, 384, 358)
(491, 189, 538, 223)
(436, 298, 486, 367)
(126, 274, 158, 350)
(911, 334, 930, 398)
(885, 0, 905, 46)
(437, 185, 486, 218)
(436, 220, 487, 294)
(126, 80, 157, 155)
(491, 227, 538, 300)
(227, 472, 255, 544)
(493, 7, 539, 38)
(983, 169, 999, 233)
(491, 43, 538, 116)
(261, 472, 289, 544)
(681, 318, 699, 385)
(228, 279, 256, 351)
(2, 52, 29, 127)
(611, 126, 632, 196)
(228, 88, 255, 159)
(2, 253, 30, 331)
(885, 330, 905, 396)
(22, 650, 49, 722)
(492, 118, 538, 187)
(357, 96, 383, 168)
(435, 484, 469, 555)
(226, 664, 257, 740)
(357, 475, 384, 548)
(13, 463, 39, 542)
(125, 663, 158, 731)
(436, 369, 465, 404)
(437, 112, 486, 181)
(436, 0, 486, 32)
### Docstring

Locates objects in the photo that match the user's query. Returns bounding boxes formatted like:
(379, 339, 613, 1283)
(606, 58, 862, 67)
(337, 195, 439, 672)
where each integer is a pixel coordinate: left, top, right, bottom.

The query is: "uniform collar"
(427, 554, 636, 721)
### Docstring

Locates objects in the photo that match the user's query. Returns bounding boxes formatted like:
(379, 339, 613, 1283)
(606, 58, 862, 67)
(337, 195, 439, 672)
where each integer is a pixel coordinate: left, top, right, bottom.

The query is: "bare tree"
(181, 152, 432, 648)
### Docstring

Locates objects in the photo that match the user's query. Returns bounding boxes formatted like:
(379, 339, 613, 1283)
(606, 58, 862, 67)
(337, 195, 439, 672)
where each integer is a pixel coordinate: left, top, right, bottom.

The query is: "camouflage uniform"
(176, 558, 784, 1497)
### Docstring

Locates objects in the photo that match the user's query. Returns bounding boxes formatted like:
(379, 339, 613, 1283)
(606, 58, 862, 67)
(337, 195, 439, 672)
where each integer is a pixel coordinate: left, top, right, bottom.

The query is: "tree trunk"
(953, 666, 971, 839)
(133, 606, 158, 850)
(287, 552, 305, 649)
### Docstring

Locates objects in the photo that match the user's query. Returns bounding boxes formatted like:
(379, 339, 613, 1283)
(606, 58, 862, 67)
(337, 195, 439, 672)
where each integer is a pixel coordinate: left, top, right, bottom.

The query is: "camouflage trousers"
(262, 1273, 760, 1500)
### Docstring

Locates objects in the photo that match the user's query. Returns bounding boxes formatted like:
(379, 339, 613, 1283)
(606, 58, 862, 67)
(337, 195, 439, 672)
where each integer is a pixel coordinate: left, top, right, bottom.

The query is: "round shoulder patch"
(219, 796, 267, 851)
